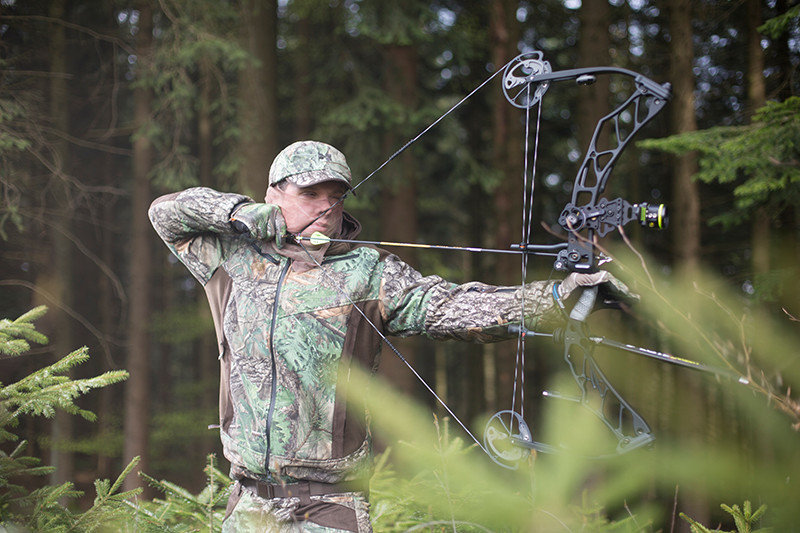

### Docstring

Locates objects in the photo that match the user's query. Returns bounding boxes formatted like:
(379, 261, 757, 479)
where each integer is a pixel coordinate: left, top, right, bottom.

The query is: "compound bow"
(481, 51, 751, 468)
(293, 49, 747, 468)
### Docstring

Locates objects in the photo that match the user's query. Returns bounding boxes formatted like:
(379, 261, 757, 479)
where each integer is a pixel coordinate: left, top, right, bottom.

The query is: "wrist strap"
(553, 282, 565, 310)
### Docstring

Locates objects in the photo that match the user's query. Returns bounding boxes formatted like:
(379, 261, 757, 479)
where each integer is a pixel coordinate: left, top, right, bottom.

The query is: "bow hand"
(558, 271, 640, 311)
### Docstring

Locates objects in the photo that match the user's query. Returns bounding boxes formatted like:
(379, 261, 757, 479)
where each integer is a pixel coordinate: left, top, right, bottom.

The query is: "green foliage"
(125, 454, 230, 532)
(150, 303, 213, 345)
(346, 254, 800, 530)
(638, 97, 800, 228)
(347, 366, 657, 531)
(758, 4, 800, 39)
(0, 96, 32, 153)
(129, 0, 249, 190)
(355, 1, 435, 46)
(0, 305, 48, 357)
(0, 307, 137, 531)
(0, 307, 129, 448)
(681, 501, 771, 533)
(17, 457, 144, 533)
(0, 84, 35, 240)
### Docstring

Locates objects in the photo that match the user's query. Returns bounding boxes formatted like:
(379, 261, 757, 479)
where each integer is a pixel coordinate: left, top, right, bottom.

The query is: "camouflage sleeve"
(380, 254, 561, 342)
(148, 187, 251, 285)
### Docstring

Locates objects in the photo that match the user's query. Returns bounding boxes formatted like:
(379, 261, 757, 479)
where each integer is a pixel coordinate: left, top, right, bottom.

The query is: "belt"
(239, 477, 367, 500)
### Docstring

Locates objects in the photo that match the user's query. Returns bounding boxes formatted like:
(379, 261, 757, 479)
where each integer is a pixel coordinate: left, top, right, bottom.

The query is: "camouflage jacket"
(149, 187, 559, 485)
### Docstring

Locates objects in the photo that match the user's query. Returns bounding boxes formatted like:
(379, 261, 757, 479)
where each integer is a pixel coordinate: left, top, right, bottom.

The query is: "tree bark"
(123, 2, 154, 494)
(668, 4, 705, 526)
(294, 13, 313, 139)
(747, 0, 770, 280)
(97, 165, 116, 482)
(377, 43, 421, 397)
(668, 0, 701, 275)
(238, 0, 278, 199)
(577, 0, 610, 151)
(47, 0, 74, 490)
(198, 57, 219, 456)
(489, 0, 523, 413)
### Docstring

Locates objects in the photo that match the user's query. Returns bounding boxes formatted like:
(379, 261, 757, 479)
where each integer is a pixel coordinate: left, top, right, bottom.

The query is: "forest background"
(1, 0, 799, 531)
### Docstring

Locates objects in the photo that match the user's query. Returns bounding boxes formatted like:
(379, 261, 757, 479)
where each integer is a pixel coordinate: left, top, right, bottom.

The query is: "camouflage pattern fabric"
(149, 186, 560, 509)
(222, 482, 371, 532)
(268, 141, 352, 190)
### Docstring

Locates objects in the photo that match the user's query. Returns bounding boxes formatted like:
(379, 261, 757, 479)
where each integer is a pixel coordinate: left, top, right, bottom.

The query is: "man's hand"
(558, 271, 639, 308)
(230, 203, 287, 248)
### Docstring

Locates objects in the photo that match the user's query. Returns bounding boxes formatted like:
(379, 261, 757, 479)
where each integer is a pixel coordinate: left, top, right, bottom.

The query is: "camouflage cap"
(268, 141, 352, 190)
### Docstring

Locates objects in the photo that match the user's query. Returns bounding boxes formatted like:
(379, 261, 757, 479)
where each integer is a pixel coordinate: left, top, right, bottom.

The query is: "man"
(149, 140, 628, 532)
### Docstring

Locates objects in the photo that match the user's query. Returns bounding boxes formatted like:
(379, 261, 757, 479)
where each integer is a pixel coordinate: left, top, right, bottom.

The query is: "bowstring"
(293, 63, 511, 239)
(511, 83, 544, 429)
(511, 84, 531, 425)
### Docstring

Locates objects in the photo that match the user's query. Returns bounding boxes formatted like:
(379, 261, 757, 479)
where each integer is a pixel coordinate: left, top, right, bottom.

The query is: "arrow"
(293, 231, 565, 256)
(508, 324, 749, 384)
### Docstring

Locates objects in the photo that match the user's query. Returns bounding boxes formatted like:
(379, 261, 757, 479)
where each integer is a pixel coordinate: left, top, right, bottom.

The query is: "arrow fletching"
(309, 232, 331, 246)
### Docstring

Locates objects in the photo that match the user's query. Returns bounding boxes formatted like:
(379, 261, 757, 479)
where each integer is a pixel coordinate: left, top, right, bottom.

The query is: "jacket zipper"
(264, 258, 291, 474)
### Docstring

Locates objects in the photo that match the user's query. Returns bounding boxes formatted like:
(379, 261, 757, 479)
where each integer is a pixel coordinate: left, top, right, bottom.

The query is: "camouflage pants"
(222, 481, 372, 532)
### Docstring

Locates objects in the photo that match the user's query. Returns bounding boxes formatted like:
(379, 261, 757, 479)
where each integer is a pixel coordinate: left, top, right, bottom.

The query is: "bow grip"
(569, 286, 598, 322)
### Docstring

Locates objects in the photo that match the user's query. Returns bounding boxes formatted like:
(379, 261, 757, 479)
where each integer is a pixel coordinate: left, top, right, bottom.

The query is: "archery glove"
(230, 202, 287, 248)
(558, 271, 639, 309)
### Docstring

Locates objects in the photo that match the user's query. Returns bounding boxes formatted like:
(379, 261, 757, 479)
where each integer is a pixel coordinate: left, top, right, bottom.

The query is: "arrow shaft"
(510, 324, 748, 385)
(588, 336, 749, 384)
(296, 235, 559, 256)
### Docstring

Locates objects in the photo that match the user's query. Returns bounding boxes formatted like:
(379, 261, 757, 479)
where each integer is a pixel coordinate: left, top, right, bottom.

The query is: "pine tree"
(0, 306, 134, 531)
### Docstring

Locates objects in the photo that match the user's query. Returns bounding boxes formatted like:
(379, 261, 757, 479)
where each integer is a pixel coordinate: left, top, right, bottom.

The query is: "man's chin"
(301, 223, 339, 238)
(299, 227, 326, 238)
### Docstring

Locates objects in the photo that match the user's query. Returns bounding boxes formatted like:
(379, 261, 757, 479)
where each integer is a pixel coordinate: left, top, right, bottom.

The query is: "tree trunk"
(198, 56, 219, 456)
(668, 4, 704, 526)
(123, 3, 154, 494)
(489, 0, 523, 413)
(747, 0, 769, 281)
(577, 0, 610, 151)
(294, 14, 313, 139)
(238, 0, 278, 199)
(377, 44, 421, 397)
(669, 0, 701, 276)
(47, 0, 74, 490)
(97, 153, 119, 482)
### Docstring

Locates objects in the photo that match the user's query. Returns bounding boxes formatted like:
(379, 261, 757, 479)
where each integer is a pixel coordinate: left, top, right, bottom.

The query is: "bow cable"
(510, 71, 552, 445)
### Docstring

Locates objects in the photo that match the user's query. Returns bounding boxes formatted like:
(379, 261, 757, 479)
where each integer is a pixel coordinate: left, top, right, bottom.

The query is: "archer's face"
(276, 181, 347, 238)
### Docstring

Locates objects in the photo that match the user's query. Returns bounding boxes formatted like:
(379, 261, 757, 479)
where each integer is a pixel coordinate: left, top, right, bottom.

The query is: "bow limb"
(556, 286, 655, 454)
